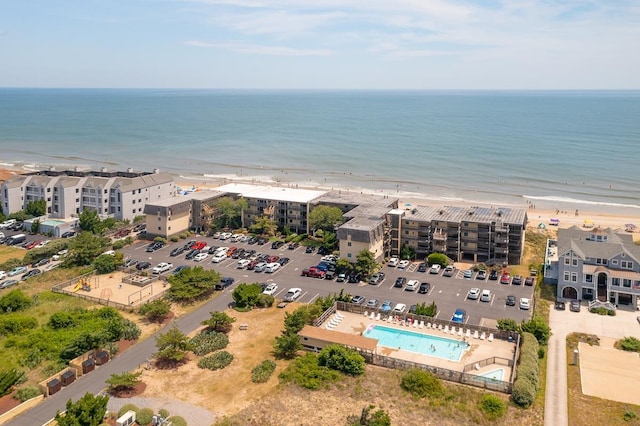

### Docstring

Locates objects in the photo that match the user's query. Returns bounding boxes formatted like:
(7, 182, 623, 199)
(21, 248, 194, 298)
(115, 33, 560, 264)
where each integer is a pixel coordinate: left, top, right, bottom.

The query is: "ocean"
(0, 88, 639, 215)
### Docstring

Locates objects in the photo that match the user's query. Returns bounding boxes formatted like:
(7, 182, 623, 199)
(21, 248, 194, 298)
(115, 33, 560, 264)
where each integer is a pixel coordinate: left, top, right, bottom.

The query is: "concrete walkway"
(544, 305, 640, 426)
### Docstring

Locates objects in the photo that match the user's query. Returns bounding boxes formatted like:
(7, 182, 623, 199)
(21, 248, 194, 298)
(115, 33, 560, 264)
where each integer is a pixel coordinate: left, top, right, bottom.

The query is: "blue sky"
(2, 0, 639, 89)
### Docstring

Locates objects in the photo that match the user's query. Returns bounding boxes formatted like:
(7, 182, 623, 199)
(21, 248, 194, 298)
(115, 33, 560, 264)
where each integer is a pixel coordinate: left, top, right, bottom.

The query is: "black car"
(21, 269, 42, 280)
(271, 241, 284, 249)
(61, 231, 76, 238)
(172, 265, 189, 275)
(418, 282, 431, 294)
(288, 242, 299, 250)
(417, 263, 428, 273)
(570, 300, 581, 312)
(348, 274, 361, 283)
(185, 249, 201, 260)
(317, 246, 330, 255)
(488, 270, 499, 280)
(145, 242, 162, 252)
(394, 276, 407, 288)
(215, 277, 235, 291)
(525, 276, 535, 286)
(512, 275, 523, 285)
(247, 237, 257, 245)
(506, 295, 516, 306)
(136, 261, 151, 270)
(33, 258, 50, 267)
(231, 249, 244, 259)
(170, 246, 185, 257)
(305, 245, 315, 254)
(278, 257, 290, 265)
(555, 300, 566, 310)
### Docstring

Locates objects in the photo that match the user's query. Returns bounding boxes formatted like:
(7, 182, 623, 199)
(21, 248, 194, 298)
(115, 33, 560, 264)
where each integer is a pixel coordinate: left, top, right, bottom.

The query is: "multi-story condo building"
(556, 226, 640, 307)
(1, 168, 175, 222)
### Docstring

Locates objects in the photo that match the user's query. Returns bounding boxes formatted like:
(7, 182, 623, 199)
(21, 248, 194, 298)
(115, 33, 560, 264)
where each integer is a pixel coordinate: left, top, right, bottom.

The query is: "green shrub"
(0, 314, 38, 335)
(511, 378, 536, 408)
(158, 408, 170, 419)
(190, 330, 229, 356)
(318, 344, 366, 376)
(167, 416, 187, 426)
(400, 368, 444, 398)
(136, 407, 155, 426)
(251, 359, 277, 383)
(608, 309, 616, 316)
(198, 351, 234, 370)
(538, 347, 545, 359)
(521, 317, 551, 345)
(13, 386, 41, 402)
(256, 294, 275, 308)
(479, 394, 507, 420)
(0, 368, 26, 397)
(619, 337, 640, 352)
(122, 320, 142, 341)
(623, 410, 638, 421)
(112, 240, 125, 250)
(118, 403, 139, 417)
(170, 236, 179, 242)
(517, 360, 539, 391)
(0, 290, 32, 313)
(179, 233, 188, 239)
(278, 352, 340, 390)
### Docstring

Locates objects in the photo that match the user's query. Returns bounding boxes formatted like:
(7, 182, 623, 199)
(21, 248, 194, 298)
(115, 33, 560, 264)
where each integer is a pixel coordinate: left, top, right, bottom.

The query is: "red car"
(25, 240, 41, 250)
(301, 267, 325, 278)
(500, 273, 511, 285)
(226, 246, 238, 257)
(268, 255, 280, 263)
(190, 241, 206, 250)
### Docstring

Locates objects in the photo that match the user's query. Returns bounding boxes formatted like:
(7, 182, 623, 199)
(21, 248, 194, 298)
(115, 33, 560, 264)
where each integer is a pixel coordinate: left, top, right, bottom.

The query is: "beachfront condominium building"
(1, 168, 176, 222)
(398, 206, 527, 265)
(555, 226, 640, 308)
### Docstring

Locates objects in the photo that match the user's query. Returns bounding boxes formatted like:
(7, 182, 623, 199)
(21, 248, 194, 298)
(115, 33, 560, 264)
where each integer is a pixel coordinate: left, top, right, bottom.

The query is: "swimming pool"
(478, 368, 505, 381)
(364, 324, 469, 361)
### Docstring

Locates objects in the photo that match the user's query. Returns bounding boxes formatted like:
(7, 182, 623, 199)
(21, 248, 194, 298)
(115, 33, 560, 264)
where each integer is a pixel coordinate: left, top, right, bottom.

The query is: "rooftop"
(215, 183, 326, 204)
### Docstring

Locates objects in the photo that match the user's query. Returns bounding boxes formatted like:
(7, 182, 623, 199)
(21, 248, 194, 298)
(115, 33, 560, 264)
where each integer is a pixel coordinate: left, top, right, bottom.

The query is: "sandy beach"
(1, 165, 638, 239)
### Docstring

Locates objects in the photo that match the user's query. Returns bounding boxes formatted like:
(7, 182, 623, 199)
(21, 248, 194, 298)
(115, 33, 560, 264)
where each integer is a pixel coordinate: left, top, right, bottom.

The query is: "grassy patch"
(0, 246, 25, 264)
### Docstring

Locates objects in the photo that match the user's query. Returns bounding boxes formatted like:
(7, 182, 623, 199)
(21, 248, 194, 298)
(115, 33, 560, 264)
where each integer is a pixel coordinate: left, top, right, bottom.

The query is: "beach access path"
(4, 292, 234, 426)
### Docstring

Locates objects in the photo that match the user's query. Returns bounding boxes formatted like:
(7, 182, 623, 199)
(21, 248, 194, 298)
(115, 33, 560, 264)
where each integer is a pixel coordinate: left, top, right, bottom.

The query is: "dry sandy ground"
(578, 342, 640, 406)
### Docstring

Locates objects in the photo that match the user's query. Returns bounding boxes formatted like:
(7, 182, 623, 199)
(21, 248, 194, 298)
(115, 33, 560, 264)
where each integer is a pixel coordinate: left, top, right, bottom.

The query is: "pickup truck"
(301, 267, 325, 278)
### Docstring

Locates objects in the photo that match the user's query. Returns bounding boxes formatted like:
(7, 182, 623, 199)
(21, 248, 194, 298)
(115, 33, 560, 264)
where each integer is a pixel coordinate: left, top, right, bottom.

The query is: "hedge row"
(511, 332, 539, 408)
(190, 329, 229, 356)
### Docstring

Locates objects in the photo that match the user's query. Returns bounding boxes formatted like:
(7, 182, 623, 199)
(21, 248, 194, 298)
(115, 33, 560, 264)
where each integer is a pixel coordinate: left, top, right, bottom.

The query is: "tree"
(93, 252, 124, 274)
(201, 311, 236, 334)
(318, 344, 366, 375)
(521, 316, 551, 345)
(249, 215, 278, 236)
(355, 250, 377, 276)
(231, 283, 262, 309)
(273, 332, 302, 359)
(138, 298, 172, 323)
(427, 252, 448, 267)
(213, 196, 246, 229)
(348, 405, 391, 426)
(309, 205, 344, 232)
(400, 243, 415, 260)
(336, 258, 352, 272)
(497, 318, 520, 332)
(25, 199, 46, 217)
(0, 290, 32, 313)
(66, 231, 110, 266)
(167, 266, 220, 302)
(54, 392, 109, 426)
(30, 219, 41, 234)
(283, 308, 312, 334)
(322, 232, 338, 251)
(106, 371, 142, 394)
(155, 325, 192, 365)
(78, 209, 101, 233)
(414, 301, 437, 317)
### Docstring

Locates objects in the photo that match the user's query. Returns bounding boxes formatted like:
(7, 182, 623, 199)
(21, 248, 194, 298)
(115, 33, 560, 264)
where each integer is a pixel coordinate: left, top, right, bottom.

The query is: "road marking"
(307, 293, 319, 304)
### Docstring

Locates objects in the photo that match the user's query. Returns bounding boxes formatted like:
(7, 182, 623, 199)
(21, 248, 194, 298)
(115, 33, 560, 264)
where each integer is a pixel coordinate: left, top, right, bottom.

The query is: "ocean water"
(0, 88, 639, 214)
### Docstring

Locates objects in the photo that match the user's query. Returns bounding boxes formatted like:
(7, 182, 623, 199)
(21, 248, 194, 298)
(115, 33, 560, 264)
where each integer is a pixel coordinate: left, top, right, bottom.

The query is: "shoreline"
(1, 165, 638, 235)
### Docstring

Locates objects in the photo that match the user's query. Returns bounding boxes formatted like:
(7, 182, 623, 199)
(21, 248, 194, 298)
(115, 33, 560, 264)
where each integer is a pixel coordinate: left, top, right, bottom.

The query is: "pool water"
(478, 368, 505, 381)
(364, 324, 469, 361)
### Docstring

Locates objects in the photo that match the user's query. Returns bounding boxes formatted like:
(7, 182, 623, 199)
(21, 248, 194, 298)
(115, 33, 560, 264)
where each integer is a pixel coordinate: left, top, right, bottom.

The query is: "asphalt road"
(6, 288, 234, 426)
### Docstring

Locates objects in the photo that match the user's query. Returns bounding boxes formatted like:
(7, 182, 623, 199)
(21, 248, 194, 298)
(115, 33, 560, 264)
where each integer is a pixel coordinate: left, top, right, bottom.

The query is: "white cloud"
(185, 40, 333, 56)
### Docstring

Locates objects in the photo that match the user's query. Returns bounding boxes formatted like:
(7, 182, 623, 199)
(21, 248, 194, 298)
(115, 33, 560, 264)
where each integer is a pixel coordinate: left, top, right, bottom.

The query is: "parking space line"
(307, 293, 319, 304)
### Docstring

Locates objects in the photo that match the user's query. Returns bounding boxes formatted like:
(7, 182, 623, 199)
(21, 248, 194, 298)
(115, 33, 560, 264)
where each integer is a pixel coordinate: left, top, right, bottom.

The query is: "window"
(612, 259, 618, 265)
(47, 187, 50, 192)
(347, 253, 352, 258)
(572, 258, 578, 266)
(612, 278, 620, 286)
(621, 260, 633, 269)
(564, 272, 570, 281)
(585, 274, 593, 283)
(564, 258, 570, 265)
(158, 217, 161, 221)
(75, 188, 79, 193)
(347, 242, 352, 247)
(623, 279, 632, 288)
(133, 209, 136, 214)
(571, 272, 577, 282)
(158, 227, 161, 231)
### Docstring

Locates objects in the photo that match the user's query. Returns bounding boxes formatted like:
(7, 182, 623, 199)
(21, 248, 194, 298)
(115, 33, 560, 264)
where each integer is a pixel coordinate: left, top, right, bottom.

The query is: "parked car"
(417, 263, 428, 273)
(237, 259, 250, 269)
(136, 261, 151, 270)
(451, 308, 466, 323)
(170, 246, 185, 257)
(489, 269, 499, 280)
(264, 262, 280, 273)
(21, 269, 42, 280)
(0, 271, 5, 281)
(8, 266, 27, 277)
(525, 276, 535, 286)
(215, 277, 235, 291)
(443, 265, 455, 277)
(191, 241, 206, 250)
(500, 273, 511, 284)
(369, 272, 385, 285)
(348, 274, 362, 283)
(464, 269, 474, 279)
(394, 276, 407, 288)
(172, 265, 189, 275)
(476, 270, 487, 280)
(336, 273, 346, 283)
(405, 279, 419, 292)
(211, 253, 227, 263)
(429, 264, 442, 274)
(305, 245, 316, 254)
(271, 241, 284, 249)
(388, 257, 399, 267)
(152, 262, 173, 274)
(519, 298, 531, 310)
(193, 252, 209, 262)
(124, 258, 138, 268)
(392, 303, 407, 314)
(380, 300, 393, 313)
(467, 288, 481, 300)
(418, 282, 431, 294)
(278, 257, 290, 265)
(33, 258, 50, 267)
(480, 289, 492, 302)
(351, 295, 366, 305)
(284, 287, 302, 302)
(398, 260, 410, 269)
(262, 283, 278, 296)
(506, 295, 517, 306)
(366, 299, 379, 309)
(570, 300, 581, 312)
(512, 275, 523, 285)
(555, 300, 566, 310)
(0, 280, 19, 289)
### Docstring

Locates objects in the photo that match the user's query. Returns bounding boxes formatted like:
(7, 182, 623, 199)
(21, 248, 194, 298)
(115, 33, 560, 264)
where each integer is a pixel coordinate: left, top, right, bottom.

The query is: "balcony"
(495, 237, 508, 244)
(495, 225, 508, 233)
(494, 247, 508, 254)
(433, 233, 446, 241)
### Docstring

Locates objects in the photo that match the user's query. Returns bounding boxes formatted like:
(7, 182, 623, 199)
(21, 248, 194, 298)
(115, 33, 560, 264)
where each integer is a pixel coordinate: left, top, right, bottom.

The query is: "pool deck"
(324, 311, 515, 380)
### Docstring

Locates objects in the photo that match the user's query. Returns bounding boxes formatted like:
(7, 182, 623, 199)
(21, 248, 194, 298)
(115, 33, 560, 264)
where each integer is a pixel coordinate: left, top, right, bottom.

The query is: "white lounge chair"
(444, 325, 449, 333)
(413, 319, 418, 328)
(458, 328, 463, 336)
(474, 363, 480, 370)
(480, 332, 486, 340)
(438, 324, 443, 330)
(370, 311, 376, 320)
(450, 326, 456, 334)
(473, 330, 479, 339)
(387, 316, 393, 323)
(335, 312, 345, 319)
(376, 313, 381, 321)
(488, 333, 494, 342)
(426, 322, 431, 329)
(326, 324, 335, 330)
(465, 329, 471, 339)
(363, 311, 369, 317)
(419, 320, 424, 328)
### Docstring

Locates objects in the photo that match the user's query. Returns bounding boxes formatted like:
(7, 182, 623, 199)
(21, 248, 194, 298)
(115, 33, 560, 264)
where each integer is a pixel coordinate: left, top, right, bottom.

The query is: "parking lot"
(121, 235, 535, 326)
